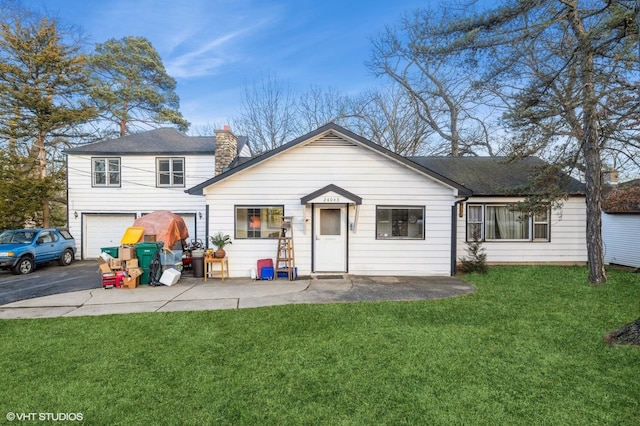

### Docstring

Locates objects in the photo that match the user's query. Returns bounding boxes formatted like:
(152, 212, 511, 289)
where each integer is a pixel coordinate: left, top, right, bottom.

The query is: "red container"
(102, 275, 117, 289)
(257, 258, 273, 279)
(115, 271, 126, 287)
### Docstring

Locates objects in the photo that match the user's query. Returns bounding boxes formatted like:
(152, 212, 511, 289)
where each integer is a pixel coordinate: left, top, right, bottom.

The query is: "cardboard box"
(121, 276, 139, 289)
(143, 234, 156, 242)
(109, 258, 122, 270)
(120, 246, 136, 260)
(127, 258, 139, 268)
(98, 263, 112, 274)
(127, 267, 143, 278)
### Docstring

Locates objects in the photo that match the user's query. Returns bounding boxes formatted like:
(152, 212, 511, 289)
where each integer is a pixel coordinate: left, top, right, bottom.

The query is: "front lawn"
(1, 266, 638, 425)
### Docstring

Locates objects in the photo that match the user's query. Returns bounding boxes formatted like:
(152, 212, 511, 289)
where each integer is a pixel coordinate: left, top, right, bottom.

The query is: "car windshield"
(0, 231, 37, 244)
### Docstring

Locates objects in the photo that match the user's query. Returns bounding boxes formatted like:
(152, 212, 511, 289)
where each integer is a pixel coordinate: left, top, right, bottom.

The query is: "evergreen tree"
(459, 232, 488, 274)
(0, 15, 96, 227)
(89, 36, 189, 137)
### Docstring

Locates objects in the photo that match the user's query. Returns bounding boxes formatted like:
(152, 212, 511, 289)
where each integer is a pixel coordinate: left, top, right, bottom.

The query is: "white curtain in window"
(487, 206, 529, 239)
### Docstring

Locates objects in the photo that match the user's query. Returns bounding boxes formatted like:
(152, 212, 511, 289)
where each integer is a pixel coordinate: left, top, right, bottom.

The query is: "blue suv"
(0, 229, 76, 275)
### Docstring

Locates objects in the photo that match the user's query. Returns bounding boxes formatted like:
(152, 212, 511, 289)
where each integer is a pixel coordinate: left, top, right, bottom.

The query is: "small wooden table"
(204, 256, 229, 282)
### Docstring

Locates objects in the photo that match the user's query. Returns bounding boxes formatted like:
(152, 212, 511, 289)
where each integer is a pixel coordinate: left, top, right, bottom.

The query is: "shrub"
(459, 232, 488, 273)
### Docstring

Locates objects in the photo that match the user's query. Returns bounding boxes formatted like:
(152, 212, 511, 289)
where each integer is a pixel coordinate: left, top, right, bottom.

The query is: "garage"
(83, 214, 137, 259)
(176, 213, 197, 246)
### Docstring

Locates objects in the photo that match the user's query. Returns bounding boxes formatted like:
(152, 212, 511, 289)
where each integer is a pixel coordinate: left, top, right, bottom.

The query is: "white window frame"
(92, 157, 121, 187)
(467, 204, 550, 242)
(156, 157, 185, 187)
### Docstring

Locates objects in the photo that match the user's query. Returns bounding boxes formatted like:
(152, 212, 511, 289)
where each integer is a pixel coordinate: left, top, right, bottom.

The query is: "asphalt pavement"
(0, 273, 476, 320)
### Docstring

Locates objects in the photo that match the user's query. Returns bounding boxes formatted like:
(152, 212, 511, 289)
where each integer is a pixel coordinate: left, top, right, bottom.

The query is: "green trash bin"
(135, 242, 163, 284)
(100, 246, 119, 258)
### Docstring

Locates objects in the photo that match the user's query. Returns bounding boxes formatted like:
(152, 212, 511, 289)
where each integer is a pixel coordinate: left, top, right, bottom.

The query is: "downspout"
(451, 197, 469, 276)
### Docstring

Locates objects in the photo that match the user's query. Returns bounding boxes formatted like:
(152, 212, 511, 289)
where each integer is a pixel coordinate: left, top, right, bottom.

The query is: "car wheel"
(58, 248, 74, 266)
(12, 257, 34, 275)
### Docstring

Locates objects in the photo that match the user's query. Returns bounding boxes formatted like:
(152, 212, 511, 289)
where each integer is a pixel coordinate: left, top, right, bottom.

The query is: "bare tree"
(344, 86, 434, 156)
(368, 7, 499, 157)
(297, 85, 348, 133)
(233, 71, 300, 154)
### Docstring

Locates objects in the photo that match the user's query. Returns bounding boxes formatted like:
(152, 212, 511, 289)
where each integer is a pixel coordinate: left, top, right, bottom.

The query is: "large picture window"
(235, 206, 284, 239)
(467, 204, 550, 242)
(376, 206, 425, 239)
(92, 158, 120, 187)
(157, 158, 184, 187)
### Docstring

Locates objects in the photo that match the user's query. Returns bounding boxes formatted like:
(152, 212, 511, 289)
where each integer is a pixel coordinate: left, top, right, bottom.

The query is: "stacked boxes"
(98, 246, 144, 289)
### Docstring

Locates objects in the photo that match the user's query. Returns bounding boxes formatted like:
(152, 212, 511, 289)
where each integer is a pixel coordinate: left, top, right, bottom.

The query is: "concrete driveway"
(0, 274, 476, 320)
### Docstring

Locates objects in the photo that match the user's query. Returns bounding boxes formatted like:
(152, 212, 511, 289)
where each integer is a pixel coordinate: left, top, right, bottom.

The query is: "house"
(64, 126, 250, 258)
(187, 123, 587, 277)
(602, 177, 640, 269)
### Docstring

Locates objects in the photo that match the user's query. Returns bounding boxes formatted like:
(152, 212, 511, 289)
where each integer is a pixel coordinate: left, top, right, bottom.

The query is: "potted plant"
(209, 232, 232, 258)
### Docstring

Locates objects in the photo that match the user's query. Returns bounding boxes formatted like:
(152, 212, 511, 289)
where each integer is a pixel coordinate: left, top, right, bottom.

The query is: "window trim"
(92, 157, 121, 188)
(156, 157, 185, 188)
(375, 205, 425, 240)
(234, 205, 285, 239)
(466, 203, 550, 242)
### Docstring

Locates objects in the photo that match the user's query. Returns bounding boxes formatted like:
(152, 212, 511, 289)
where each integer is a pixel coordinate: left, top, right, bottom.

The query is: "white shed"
(603, 213, 640, 268)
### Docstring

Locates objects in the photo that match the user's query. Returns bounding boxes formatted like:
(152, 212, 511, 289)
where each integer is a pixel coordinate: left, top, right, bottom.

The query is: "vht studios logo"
(6, 412, 84, 422)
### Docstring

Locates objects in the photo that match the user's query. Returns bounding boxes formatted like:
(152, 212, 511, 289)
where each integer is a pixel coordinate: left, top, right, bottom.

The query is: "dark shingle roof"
(408, 156, 585, 196)
(63, 127, 251, 157)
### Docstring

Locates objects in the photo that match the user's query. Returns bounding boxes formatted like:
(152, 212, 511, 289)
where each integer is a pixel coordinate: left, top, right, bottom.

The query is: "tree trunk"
(37, 130, 50, 228)
(569, 3, 606, 285)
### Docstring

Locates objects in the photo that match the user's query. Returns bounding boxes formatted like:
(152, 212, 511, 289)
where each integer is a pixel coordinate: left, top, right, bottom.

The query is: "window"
(235, 206, 284, 239)
(37, 231, 58, 244)
(157, 158, 184, 187)
(467, 205, 483, 240)
(467, 204, 550, 242)
(533, 210, 549, 240)
(92, 158, 120, 187)
(376, 206, 424, 239)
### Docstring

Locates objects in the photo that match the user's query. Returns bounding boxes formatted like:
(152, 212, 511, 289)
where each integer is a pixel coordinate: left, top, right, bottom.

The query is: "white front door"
(314, 205, 347, 272)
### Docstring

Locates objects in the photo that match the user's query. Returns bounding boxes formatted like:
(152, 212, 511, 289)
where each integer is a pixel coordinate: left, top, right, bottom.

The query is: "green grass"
(1, 266, 639, 425)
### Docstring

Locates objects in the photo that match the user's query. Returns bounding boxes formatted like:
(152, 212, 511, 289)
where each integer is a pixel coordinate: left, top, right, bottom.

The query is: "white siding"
(456, 196, 587, 264)
(603, 213, 640, 268)
(204, 138, 457, 277)
(67, 153, 210, 258)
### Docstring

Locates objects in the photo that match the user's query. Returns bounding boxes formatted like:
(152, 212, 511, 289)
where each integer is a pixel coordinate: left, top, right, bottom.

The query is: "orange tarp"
(132, 210, 189, 249)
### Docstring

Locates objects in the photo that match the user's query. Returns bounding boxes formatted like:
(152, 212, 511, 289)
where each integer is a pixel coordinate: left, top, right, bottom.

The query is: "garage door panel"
(178, 214, 196, 245)
(84, 214, 136, 259)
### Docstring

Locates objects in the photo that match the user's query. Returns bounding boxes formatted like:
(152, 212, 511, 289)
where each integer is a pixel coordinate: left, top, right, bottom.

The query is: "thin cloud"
(166, 31, 244, 78)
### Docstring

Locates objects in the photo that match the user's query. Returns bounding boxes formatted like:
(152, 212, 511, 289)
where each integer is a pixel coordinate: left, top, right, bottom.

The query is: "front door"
(314, 205, 347, 272)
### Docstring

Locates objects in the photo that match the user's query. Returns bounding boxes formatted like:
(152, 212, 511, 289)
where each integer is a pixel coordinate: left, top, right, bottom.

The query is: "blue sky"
(24, 0, 431, 131)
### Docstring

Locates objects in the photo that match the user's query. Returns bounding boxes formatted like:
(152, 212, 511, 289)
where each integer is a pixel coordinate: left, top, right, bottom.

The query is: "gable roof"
(409, 156, 586, 196)
(186, 122, 472, 196)
(301, 184, 363, 205)
(63, 127, 250, 157)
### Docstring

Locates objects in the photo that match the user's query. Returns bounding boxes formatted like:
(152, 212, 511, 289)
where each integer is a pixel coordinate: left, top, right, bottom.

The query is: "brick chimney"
(215, 125, 238, 176)
(603, 169, 619, 186)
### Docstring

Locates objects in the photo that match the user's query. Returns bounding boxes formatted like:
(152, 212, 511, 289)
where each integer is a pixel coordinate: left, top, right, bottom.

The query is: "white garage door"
(177, 213, 197, 246)
(84, 214, 137, 259)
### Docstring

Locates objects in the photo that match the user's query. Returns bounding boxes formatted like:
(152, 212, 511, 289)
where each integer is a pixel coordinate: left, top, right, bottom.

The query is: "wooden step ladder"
(275, 216, 295, 280)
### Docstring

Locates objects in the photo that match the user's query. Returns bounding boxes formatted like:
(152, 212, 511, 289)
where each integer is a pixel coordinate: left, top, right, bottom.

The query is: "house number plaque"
(322, 196, 341, 203)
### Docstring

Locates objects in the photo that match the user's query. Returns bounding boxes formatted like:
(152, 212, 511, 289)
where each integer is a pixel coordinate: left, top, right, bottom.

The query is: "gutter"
(451, 197, 469, 276)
